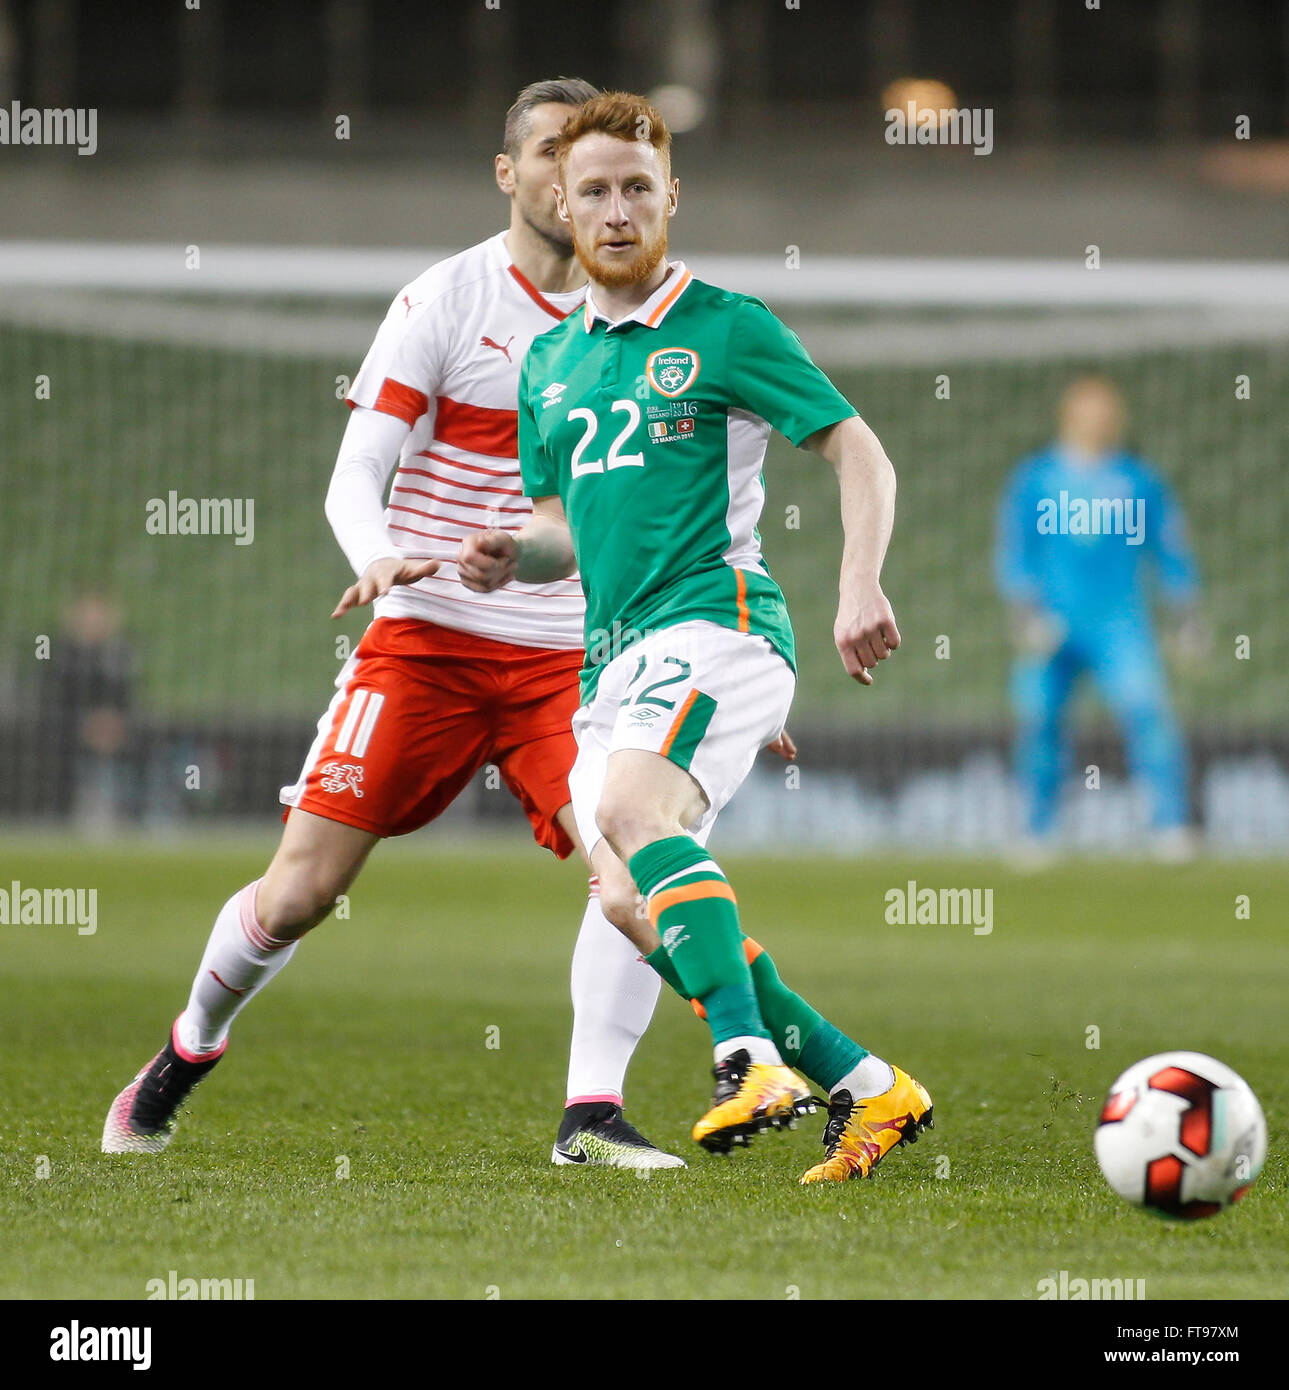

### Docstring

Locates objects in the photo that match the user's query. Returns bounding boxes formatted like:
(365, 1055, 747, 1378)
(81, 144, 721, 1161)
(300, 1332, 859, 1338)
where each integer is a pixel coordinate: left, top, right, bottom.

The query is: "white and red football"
(1094, 1051, 1267, 1219)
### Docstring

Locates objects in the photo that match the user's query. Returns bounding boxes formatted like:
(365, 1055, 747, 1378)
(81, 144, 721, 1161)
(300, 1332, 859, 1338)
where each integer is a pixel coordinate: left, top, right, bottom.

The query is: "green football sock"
(644, 943, 686, 996)
(796, 1021, 867, 1092)
(748, 943, 867, 1086)
(745, 942, 822, 1065)
(644, 934, 866, 1087)
(628, 836, 768, 1045)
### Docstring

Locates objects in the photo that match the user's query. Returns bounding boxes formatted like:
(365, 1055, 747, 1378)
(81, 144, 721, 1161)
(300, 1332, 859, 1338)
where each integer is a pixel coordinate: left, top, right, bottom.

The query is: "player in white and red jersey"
(101, 79, 684, 1170)
(330, 227, 588, 648)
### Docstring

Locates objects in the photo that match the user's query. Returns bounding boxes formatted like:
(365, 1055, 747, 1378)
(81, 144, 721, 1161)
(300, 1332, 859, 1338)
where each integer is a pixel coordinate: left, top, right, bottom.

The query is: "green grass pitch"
(0, 839, 1284, 1300)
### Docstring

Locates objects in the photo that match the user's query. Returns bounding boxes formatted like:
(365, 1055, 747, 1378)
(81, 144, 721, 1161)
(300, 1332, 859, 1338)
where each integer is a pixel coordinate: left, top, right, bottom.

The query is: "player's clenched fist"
(458, 529, 520, 592)
(331, 556, 440, 618)
(835, 586, 901, 685)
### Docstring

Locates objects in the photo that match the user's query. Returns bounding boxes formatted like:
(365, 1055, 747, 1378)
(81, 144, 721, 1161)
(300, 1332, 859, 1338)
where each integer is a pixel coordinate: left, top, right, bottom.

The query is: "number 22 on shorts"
(619, 655, 691, 709)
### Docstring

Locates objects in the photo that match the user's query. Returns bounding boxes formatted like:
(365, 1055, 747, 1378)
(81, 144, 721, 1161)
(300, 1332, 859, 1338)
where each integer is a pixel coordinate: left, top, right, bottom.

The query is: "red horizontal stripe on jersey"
(417, 450, 519, 481)
(434, 397, 517, 458)
(388, 522, 474, 546)
(372, 378, 429, 425)
(392, 484, 529, 515)
(416, 575, 585, 606)
(423, 590, 577, 615)
(397, 558, 582, 592)
(390, 504, 519, 532)
(398, 465, 524, 497)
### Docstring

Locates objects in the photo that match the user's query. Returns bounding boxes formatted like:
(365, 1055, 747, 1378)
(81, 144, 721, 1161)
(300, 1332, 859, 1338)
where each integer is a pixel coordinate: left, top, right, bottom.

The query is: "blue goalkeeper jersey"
(994, 447, 1199, 628)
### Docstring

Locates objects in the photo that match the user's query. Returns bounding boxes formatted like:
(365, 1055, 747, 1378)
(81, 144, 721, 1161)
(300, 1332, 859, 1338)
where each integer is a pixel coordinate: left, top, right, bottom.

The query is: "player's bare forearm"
(515, 497, 577, 583)
(807, 414, 901, 684)
(813, 415, 897, 589)
(458, 497, 575, 591)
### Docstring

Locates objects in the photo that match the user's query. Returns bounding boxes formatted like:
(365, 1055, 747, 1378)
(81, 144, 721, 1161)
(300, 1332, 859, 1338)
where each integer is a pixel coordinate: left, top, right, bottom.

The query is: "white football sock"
(715, 1036, 784, 1068)
(833, 1054, 896, 1100)
(176, 880, 299, 1055)
(564, 882, 661, 1106)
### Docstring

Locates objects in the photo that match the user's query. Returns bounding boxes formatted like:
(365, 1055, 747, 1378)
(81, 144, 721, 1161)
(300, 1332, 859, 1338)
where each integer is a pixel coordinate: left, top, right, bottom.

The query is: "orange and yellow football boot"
(799, 1065, 933, 1183)
(692, 1047, 816, 1154)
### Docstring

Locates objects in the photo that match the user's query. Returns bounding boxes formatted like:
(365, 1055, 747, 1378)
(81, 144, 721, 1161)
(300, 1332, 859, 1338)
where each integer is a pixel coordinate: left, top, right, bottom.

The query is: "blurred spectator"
(38, 594, 137, 830)
(994, 376, 1204, 856)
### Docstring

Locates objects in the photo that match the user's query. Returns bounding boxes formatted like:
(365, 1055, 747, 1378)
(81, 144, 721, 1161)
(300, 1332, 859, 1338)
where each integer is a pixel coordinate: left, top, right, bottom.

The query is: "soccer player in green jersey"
(460, 93, 932, 1180)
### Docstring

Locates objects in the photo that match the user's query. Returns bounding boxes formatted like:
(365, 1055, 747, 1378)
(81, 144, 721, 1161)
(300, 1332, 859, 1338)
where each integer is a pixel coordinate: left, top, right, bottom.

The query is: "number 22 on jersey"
(568, 400, 644, 476)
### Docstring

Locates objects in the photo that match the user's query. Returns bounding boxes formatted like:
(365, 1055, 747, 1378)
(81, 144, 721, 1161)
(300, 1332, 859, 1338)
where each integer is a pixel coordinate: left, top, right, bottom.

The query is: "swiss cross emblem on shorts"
(646, 347, 700, 398)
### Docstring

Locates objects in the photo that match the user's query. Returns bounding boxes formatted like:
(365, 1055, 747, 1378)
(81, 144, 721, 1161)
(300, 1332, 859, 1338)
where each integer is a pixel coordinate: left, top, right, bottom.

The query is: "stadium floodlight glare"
(881, 77, 959, 127)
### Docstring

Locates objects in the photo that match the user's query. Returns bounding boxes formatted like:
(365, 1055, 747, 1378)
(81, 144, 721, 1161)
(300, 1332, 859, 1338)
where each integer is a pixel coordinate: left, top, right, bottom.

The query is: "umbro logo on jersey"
(628, 705, 663, 723)
(646, 347, 700, 398)
(541, 381, 568, 409)
(481, 334, 515, 362)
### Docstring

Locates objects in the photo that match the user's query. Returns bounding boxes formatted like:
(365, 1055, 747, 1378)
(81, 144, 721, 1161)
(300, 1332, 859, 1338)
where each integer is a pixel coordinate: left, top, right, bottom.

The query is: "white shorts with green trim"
(568, 619, 796, 856)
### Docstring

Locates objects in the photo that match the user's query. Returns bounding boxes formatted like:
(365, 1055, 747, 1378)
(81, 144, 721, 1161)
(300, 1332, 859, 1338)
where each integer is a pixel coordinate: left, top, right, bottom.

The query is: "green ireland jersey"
(518, 264, 857, 702)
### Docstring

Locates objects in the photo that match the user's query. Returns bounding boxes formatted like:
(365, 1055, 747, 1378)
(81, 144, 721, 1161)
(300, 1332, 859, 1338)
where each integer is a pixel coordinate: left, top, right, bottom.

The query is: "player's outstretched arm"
(806, 414, 900, 686)
(325, 405, 440, 616)
(458, 496, 576, 592)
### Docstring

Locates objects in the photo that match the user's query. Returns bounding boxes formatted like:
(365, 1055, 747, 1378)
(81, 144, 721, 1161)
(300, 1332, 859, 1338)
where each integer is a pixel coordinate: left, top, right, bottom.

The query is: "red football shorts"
(281, 617, 583, 856)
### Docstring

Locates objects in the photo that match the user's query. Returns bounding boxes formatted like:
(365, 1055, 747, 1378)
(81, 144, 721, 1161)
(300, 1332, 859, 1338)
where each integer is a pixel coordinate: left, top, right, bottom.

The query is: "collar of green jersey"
(581, 261, 693, 333)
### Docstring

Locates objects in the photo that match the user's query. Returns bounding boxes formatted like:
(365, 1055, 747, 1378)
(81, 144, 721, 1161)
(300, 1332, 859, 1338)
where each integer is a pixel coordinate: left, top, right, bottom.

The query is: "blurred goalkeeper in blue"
(994, 375, 1203, 847)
